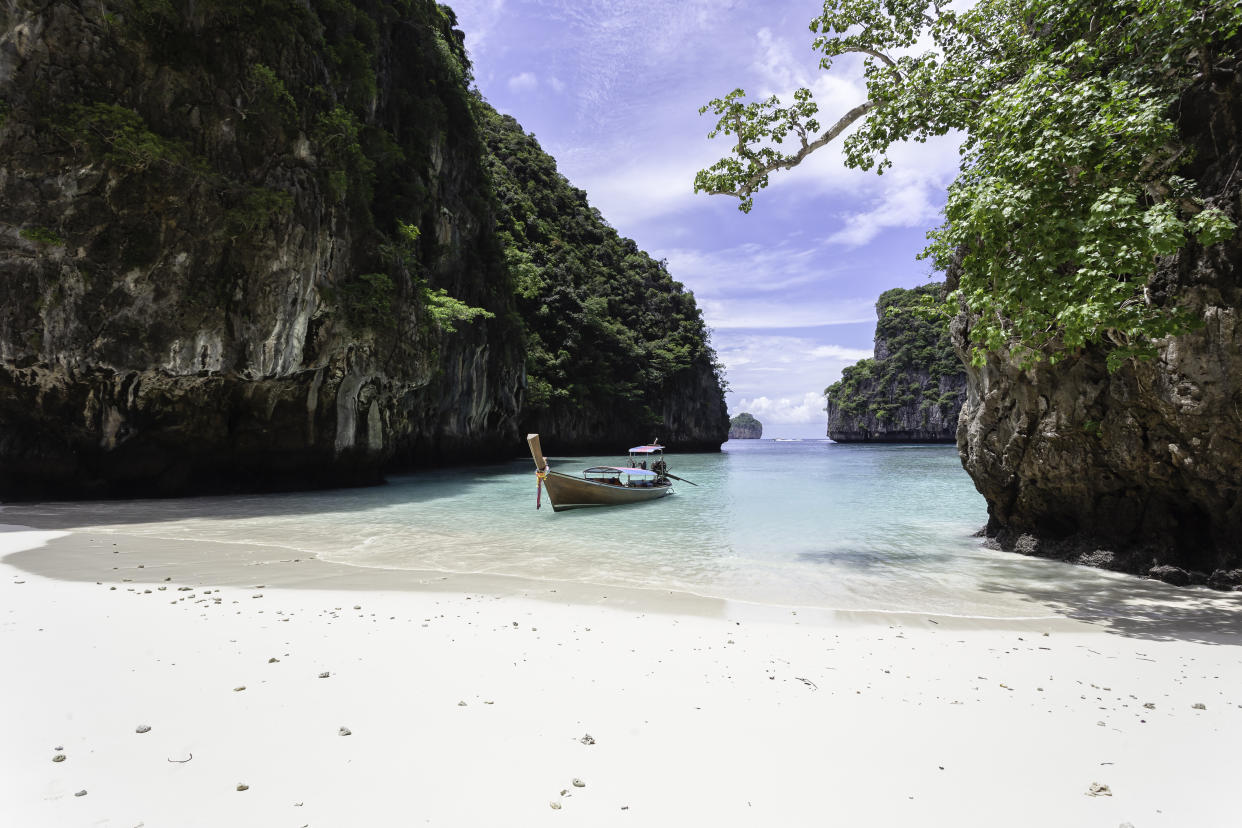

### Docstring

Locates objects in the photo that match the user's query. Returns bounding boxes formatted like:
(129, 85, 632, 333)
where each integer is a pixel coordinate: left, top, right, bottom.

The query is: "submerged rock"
(1149, 565, 1191, 587)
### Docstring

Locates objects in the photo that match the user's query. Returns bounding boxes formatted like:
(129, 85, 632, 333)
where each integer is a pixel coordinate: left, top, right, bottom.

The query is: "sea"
(8, 439, 1217, 624)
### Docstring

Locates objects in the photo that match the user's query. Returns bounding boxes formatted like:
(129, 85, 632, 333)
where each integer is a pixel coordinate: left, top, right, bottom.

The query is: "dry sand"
(2, 522, 1241, 827)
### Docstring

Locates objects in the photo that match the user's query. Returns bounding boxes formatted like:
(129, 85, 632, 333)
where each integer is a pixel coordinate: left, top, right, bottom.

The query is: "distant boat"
(774, 438, 801, 442)
(526, 434, 678, 511)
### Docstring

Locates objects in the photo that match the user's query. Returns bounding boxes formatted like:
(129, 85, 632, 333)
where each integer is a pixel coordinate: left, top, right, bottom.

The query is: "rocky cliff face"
(728, 413, 762, 439)
(0, 0, 727, 499)
(478, 106, 729, 455)
(952, 67, 1242, 584)
(0, 0, 524, 497)
(826, 284, 965, 443)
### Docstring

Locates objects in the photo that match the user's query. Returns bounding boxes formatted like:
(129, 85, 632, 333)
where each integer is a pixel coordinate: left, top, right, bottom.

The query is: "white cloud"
(699, 297, 875, 330)
(714, 333, 872, 422)
(824, 169, 940, 247)
(452, 0, 507, 58)
(734, 392, 829, 424)
(752, 26, 812, 93)
(507, 71, 539, 93)
(663, 242, 836, 296)
(717, 333, 869, 372)
(570, 148, 719, 229)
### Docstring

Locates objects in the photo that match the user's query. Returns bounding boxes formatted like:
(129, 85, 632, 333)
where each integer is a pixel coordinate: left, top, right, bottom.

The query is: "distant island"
(825, 284, 964, 443)
(728, 413, 763, 439)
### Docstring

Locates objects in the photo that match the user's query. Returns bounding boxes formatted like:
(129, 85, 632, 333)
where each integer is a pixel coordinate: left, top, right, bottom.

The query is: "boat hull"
(542, 471, 673, 511)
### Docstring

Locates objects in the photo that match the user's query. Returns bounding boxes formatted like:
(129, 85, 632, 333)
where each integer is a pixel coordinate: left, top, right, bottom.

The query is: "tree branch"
(699, 100, 876, 201)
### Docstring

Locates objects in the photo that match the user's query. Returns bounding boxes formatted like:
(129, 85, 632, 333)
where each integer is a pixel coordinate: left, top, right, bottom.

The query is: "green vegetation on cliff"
(70, 0, 503, 341)
(730, 412, 761, 429)
(696, 0, 1241, 372)
(477, 103, 725, 433)
(728, 412, 763, 438)
(825, 285, 961, 424)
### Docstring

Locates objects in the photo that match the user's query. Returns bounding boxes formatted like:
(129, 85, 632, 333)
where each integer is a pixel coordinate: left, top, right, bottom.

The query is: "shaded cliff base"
(978, 526, 1242, 592)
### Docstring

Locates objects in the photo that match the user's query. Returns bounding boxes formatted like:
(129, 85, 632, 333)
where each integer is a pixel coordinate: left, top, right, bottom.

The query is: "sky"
(449, 0, 963, 438)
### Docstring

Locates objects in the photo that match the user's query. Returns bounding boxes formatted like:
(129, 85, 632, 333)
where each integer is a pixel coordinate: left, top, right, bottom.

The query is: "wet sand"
(2, 522, 1241, 826)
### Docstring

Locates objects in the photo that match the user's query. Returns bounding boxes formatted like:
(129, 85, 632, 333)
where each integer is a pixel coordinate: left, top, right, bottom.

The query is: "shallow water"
(13, 438, 1230, 624)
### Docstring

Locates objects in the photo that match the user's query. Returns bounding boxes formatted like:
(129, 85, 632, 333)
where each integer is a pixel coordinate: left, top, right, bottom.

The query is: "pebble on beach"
(237, 783, 249, 792)
(136, 724, 151, 734)
(52, 754, 66, 762)
(572, 778, 585, 788)
(74, 790, 87, 797)
(319, 672, 330, 678)
(339, 726, 352, 736)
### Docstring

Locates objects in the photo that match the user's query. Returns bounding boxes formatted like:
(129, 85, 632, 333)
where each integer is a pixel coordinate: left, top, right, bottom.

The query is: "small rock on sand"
(549, 801, 561, 810)
(233, 686, 246, 692)
(572, 778, 585, 788)
(237, 783, 249, 792)
(74, 790, 87, 797)
(339, 727, 352, 736)
(1086, 782, 1112, 797)
(52, 754, 66, 763)
(580, 734, 595, 745)
(269, 657, 279, 663)
(458, 701, 467, 706)
(1193, 702, 1206, 710)
(136, 725, 151, 734)
(318, 672, 330, 679)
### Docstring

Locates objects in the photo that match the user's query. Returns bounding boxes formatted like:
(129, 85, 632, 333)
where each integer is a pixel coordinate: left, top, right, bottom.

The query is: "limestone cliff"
(825, 284, 965, 443)
(0, 1, 727, 499)
(0, 0, 528, 498)
(478, 105, 729, 454)
(952, 66, 1242, 585)
(728, 413, 762, 439)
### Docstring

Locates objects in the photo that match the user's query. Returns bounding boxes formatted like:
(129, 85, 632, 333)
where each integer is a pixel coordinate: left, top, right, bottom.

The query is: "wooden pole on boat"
(527, 434, 550, 509)
(527, 434, 548, 471)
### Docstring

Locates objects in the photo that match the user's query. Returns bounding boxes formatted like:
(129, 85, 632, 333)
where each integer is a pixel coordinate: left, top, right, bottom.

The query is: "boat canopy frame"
(584, 466, 659, 477)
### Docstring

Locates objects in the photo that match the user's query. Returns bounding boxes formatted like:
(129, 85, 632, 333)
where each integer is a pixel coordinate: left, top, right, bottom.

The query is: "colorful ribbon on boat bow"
(535, 468, 548, 509)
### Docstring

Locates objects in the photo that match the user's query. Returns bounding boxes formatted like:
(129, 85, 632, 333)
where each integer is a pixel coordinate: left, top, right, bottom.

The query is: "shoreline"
(6, 515, 1242, 641)
(3, 523, 1242, 826)
(2, 521, 1082, 630)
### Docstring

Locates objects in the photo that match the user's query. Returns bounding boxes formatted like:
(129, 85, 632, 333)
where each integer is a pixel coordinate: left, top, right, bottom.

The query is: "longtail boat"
(527, 433, 677, 511)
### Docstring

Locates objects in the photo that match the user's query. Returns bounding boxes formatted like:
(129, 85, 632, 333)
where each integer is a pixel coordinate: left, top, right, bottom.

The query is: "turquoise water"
(11, 438, 1167, 619)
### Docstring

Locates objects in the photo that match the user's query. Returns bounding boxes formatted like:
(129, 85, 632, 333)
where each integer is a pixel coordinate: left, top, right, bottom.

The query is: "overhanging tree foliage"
(695, 0, 1240, 369)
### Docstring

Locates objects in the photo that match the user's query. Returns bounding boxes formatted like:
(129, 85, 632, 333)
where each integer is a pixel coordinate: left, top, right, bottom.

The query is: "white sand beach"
(3, 522, 1241, 827)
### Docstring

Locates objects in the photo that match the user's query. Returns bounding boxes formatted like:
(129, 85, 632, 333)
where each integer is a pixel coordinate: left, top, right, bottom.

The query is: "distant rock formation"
(825, 284, 966, 442)
(728, 413, 763, 439)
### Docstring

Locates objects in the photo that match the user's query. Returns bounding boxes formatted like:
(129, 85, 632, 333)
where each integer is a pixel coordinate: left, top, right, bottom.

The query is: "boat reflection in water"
(527, 434, 677, 512)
